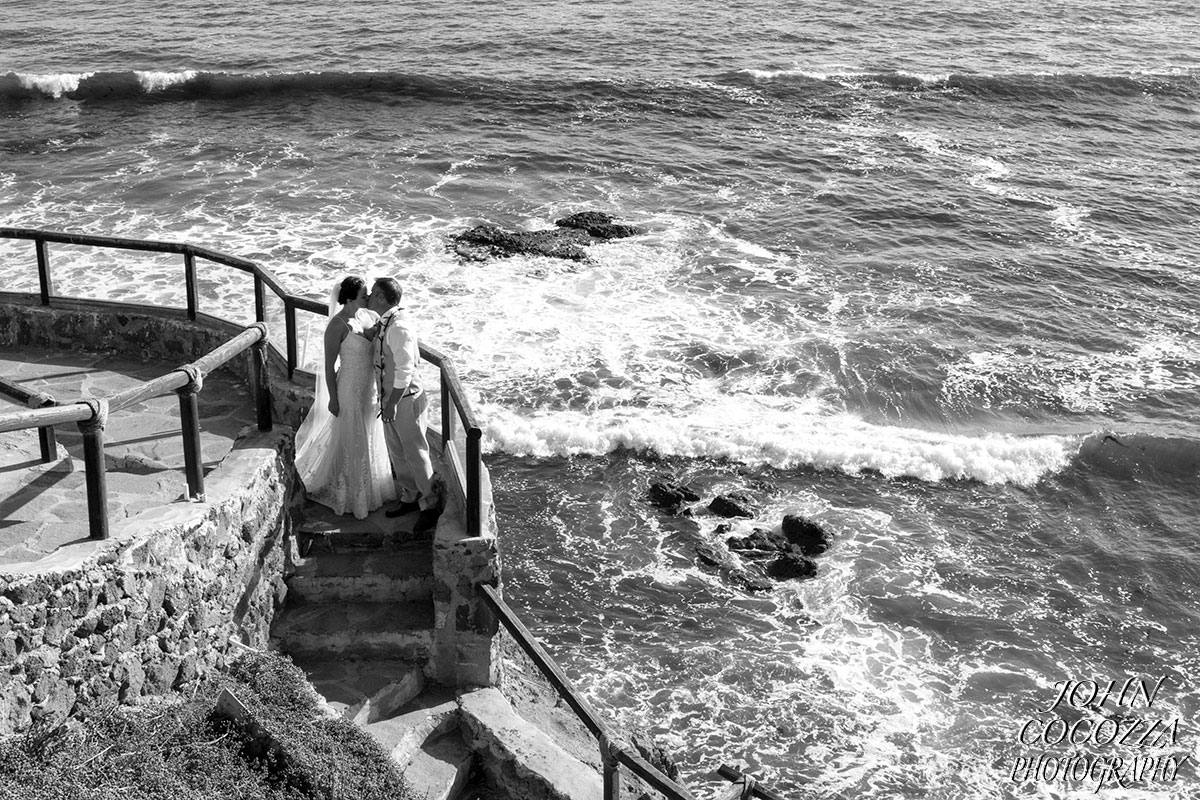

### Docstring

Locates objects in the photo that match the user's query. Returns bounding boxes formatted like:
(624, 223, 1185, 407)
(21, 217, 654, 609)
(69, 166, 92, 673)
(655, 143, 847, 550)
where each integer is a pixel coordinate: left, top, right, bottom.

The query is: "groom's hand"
(328, 398, 340, 417)
(381, 398, 399, 424)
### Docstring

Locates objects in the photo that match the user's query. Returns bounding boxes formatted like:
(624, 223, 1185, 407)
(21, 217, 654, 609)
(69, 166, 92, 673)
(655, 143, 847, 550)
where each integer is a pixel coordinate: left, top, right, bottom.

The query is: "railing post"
(254, 274, 267, 323)
(35, 238, 53, 305)
(440, 370, 454, 450)
(466, 427, 482, 536)
(176, 365, 206, 501)
(249, 323, 273, 432)
(285, 301, 297, 379)
(29, 392, 57, 463)
(184, 249, 198, 320)
(76, 398, 109, 540)
(600, 735, 621, 800)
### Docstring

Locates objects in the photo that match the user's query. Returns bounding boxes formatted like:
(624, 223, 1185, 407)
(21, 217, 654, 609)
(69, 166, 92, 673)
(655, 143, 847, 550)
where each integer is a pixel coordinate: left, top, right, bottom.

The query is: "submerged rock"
(694, 543, 723, 568)
(554, 212, 642, 240)
(451, 211, 642, 262)
(765, 553, 818, 581)
(726, 527, 789, 555)
(648, 480, 701, 514)
(782, 514, 834, 555)
(708, 493, 754, 519)
(452, 224, 591, 262)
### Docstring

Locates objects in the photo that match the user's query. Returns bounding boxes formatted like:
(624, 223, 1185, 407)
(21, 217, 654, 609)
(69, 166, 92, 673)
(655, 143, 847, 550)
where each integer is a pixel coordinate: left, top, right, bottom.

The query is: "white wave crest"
(16, 72, 93, 98)
(135, 70, 198, 92)
(481, 399, 1077, 486)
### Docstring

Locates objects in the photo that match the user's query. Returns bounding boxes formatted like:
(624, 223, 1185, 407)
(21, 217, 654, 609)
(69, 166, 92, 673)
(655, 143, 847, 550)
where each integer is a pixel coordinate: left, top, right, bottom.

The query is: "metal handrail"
(480, 585, 780, 800)
(0, 323, 272, 540)
(0, 227, 486, 535)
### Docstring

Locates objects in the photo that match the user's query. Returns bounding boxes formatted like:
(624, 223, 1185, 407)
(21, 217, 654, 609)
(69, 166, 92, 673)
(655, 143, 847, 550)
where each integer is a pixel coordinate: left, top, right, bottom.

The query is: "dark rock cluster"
(647, 480, 700, 515)
(451, 212, 642, 262)
(646, 478, 835, 592)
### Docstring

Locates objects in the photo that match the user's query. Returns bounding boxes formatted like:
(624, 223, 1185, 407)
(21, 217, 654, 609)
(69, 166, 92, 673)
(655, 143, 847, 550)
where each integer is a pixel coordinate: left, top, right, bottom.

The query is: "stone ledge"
(459, 687, 603, 800)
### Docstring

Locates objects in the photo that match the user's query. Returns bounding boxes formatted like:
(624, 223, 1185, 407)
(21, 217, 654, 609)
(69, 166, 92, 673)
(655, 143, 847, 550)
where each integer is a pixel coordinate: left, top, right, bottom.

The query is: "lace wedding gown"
(294, 315, 396, 518)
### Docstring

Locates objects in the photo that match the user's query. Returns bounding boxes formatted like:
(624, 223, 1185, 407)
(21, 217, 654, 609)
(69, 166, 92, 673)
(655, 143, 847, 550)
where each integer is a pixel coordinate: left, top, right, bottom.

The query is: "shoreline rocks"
(708, 493, 754, 519)
(451, 211, 642, 262)
(644, 479, 834, 591)
(648, 480, 701, 515)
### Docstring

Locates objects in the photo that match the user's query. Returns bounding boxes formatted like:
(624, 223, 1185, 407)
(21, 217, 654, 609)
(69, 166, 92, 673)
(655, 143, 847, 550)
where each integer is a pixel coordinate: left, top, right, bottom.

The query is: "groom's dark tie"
(376, 310, 396, 410)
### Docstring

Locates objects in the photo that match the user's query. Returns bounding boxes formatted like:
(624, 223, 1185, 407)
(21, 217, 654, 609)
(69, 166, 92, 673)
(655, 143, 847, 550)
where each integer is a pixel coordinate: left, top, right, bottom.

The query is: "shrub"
(0, 651, 414, 800)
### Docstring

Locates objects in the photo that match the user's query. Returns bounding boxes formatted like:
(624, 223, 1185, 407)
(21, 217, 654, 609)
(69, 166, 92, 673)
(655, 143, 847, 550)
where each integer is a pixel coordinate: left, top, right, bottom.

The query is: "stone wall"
(0, 428, 303, 735)
(432, 466, 503, 688)
(0, 294, 310, 735)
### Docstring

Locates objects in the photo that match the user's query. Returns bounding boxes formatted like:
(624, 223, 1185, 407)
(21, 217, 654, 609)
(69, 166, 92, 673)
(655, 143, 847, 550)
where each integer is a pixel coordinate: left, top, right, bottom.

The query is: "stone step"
(365, 687, 460, 766)
(294, 658, 426, 724)
(288, 546, 434, 603)
(270, 600, 434, 661)
(403, 730, 474, 800)
(296, 527, 428, 555)
(459, 688, 602, 800)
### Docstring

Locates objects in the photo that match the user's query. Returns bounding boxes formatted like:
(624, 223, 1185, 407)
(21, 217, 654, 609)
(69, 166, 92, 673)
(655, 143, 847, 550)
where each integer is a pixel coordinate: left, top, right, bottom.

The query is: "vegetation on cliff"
(0, 650, 415, 800)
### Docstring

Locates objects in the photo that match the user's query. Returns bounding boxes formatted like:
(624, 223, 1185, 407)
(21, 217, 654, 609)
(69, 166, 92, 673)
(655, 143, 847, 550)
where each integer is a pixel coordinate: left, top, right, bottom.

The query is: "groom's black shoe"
(413, 506, 442, 537)
(385, 498, 422, 518)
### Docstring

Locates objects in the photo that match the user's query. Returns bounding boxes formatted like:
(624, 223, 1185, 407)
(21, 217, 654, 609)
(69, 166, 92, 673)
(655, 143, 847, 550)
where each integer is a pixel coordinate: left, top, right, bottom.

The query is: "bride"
(294, 275, 396, 518)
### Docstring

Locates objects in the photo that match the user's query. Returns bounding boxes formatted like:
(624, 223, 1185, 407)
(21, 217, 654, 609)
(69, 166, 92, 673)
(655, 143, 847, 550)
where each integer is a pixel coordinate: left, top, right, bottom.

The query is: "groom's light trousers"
(384, 387, 435, 510)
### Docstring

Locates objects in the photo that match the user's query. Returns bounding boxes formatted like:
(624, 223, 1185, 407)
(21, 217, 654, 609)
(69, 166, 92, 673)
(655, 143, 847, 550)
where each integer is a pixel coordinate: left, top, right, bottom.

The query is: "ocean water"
(2, 1, 1199, 797)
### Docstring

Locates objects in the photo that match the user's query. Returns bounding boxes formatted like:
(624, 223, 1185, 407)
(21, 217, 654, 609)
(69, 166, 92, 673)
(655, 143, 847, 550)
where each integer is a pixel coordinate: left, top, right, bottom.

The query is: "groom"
(368, 277, 440, 535)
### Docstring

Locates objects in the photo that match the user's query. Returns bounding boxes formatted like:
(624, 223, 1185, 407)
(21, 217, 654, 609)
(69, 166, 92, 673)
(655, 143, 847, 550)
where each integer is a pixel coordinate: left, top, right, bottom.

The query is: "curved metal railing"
(0, 324, 272, 539)
(0, 227, 485, 535)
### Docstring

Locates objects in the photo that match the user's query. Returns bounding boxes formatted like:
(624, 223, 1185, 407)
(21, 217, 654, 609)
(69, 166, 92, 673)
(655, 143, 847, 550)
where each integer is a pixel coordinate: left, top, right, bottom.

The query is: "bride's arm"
(323, 318, 349, 416)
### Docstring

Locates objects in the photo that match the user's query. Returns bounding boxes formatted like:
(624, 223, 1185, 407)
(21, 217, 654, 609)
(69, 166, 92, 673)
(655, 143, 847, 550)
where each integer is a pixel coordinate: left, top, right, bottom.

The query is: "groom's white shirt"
(379, 306, 420, 395)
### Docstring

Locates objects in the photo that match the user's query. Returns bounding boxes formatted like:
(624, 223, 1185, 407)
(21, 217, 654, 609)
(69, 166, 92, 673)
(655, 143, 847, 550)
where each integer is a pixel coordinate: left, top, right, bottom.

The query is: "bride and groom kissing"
(294, 275, 441, 534)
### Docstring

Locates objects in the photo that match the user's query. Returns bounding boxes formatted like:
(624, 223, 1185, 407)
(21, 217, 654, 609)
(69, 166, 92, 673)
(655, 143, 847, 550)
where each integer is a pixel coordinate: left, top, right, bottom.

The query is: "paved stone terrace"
(0, 345, 257, 565)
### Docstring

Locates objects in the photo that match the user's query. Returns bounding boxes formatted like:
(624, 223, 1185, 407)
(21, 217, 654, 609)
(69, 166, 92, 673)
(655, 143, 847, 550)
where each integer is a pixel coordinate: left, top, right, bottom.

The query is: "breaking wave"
(480, 401, 1079, 486)
(731, 67, 1200, 100)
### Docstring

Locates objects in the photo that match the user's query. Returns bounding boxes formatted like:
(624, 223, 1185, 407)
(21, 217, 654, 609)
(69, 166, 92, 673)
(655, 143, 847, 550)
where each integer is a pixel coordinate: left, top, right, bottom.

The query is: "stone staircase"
(270, 501, 477, 800)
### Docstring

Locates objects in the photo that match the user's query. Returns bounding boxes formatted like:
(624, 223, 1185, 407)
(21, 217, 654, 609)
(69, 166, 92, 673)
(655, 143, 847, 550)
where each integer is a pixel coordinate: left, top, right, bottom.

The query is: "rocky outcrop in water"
(708, 493, 754, 518)
(648, 480, 701, 515)
(696, 513, 833, 589)
(452, 212, 642, 262)
(782, 513, 834, 555)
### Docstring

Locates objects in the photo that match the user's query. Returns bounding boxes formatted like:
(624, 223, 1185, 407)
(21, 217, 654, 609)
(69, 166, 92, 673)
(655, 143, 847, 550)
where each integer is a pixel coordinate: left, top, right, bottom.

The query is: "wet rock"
(694, 543, 772, 592)
(554, 212, 642, 240)
(453, 225, 591, 262)
(648, 480, 700, 514)
(708, 493, 754, 519)
(765, 553, 818, 581)
(726, 527, 790, 554)
(452, 211, 641, 262)
(630, 731, 682, 782)
(694, 544, 723, 568)
(782, 514, 833, 555)
(728, 571, 775, 593)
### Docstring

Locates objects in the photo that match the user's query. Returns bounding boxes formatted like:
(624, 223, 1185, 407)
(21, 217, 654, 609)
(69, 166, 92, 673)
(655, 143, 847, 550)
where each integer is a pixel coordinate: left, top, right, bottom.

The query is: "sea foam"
(134, 70, 198, 92)
(480, 400, 1078, 486)
(15, 71, 94, 98)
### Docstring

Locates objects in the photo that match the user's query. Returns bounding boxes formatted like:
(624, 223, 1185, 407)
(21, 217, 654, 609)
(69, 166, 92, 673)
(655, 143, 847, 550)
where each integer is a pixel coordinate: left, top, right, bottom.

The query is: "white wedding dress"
(294, 313, 396, 518)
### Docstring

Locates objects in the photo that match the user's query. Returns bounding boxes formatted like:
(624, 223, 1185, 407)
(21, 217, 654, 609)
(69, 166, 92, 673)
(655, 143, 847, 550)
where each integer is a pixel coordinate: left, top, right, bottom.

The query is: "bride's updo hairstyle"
(337, 276, 367, 305)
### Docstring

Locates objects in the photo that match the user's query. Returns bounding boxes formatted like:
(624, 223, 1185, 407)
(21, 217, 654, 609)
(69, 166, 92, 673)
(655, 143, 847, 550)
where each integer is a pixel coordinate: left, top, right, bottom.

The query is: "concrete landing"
(0, 345, 257, 565)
